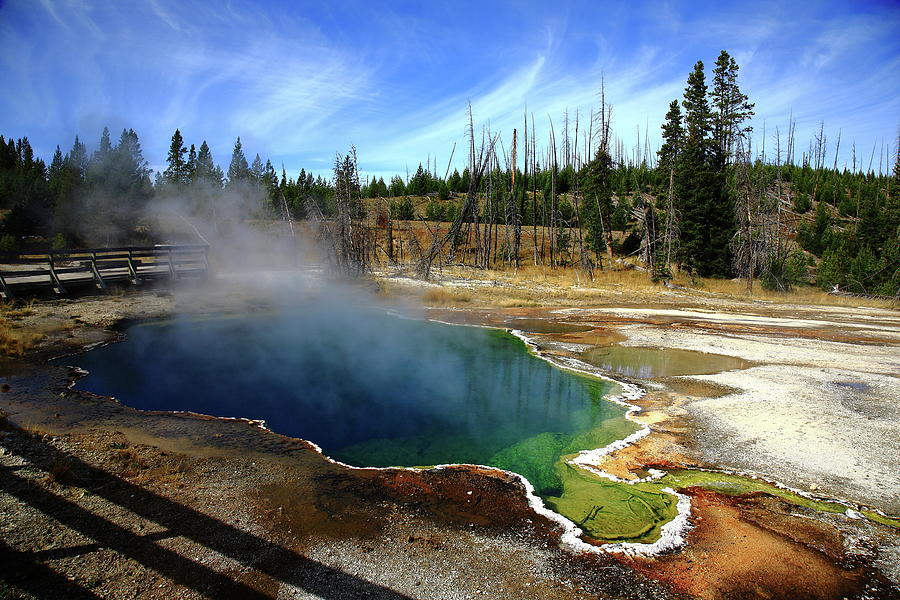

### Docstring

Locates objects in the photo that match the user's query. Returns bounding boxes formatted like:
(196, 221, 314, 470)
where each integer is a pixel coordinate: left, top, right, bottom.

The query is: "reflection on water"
(580, 346, 752, 378)
(59, 308, 628, 495)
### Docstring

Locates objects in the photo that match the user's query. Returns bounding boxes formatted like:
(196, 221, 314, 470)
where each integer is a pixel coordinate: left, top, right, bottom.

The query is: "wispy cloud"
(1, 0, 897, 176)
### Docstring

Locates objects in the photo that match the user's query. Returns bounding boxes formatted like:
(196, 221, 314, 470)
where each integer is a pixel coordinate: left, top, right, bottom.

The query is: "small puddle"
(833, 381, 869, 392)
(580, 346, 752, 379)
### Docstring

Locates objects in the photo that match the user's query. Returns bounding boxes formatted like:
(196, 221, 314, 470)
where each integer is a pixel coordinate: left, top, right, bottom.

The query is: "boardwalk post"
(90, 252, 107, 290)
(201, 246, 210, 278)
(166, 247, 178, 280)
(0, 271, 10, 299)
(126, 250, 140, 284)
(47, 255, 66, 295)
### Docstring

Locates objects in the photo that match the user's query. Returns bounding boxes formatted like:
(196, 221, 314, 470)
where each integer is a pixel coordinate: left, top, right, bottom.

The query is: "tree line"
(1, 50, 897, 295)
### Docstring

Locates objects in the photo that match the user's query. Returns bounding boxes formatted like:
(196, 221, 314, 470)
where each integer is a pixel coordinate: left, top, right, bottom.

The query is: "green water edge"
(492, 339, 900, 544)
(340, 330, 899, 545)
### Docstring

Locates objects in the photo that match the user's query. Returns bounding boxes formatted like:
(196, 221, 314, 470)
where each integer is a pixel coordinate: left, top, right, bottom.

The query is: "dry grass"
(45, 458, 73, 485)
(0, 317, 72, 357)
(16, 422, 49, 439)
(131, 458, 189, 487)
(1, 299, 36, 319)
(421, 287, 472, 306)
(688, 277, 897, 309)
(113, 448, 148, 476)
(0, 322, 46, 356)
(0, 299, 75, 356)
(391, 262, 898, 311)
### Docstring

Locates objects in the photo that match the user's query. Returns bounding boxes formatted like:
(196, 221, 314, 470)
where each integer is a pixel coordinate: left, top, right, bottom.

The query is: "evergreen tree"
(389, 175, 406, 196)
(96, 127, 112, 161)
(657, 99, 683, 268)
(580, 147, 614, 263)
(390, 196, 415, 220)
(193, 141, 222, 187)
(68, 136, 88, 178)
(263, 159, 278, 208)
(448, 168, 463, 193)
(48, 146, 64, 190)
(114, 128, 151, 187)
(187, 144, 197, 180)
(227, 137, 249, 186)
(162, 129, 189, 186)
(657, 100, 683, 172)
(86, 127, 114, 189)
(711, 50, 755, 165)
(797, 200, 832, 256)
(675, 60, 734, 277)
(408, 164, 429, 195)
(249, 153, 265, 184)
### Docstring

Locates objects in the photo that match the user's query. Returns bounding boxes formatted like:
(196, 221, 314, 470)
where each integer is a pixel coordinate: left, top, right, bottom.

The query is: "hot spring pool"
(59, 306, 679, 544)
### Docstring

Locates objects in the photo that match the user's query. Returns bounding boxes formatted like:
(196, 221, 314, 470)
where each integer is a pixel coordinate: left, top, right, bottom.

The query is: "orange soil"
(622, 489, 866, 600)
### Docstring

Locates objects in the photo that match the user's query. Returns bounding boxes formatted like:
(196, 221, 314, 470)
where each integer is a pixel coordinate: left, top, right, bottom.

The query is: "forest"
(1, 51, 898, 296)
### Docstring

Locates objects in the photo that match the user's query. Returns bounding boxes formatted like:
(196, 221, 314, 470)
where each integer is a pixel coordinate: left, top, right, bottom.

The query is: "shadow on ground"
(0, 431, 415, 599)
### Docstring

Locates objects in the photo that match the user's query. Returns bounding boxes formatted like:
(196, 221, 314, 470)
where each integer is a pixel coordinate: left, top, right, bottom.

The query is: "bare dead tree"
(786, 111, 796, 166)
(833, 129, 841, 172)
(505, 128, 521, 266)
(731, 138, 782, 292)
(417, 104, 497, 279)
(548, 116, 559, 267)
(530, 112, 539, 266)
(308, 146, 369, 278)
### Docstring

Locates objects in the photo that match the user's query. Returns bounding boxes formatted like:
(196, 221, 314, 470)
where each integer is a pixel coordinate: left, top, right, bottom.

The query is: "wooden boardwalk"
(0, 244, 209, 298)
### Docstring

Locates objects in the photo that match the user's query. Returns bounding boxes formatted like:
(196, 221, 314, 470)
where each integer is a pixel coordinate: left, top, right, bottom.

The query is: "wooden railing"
(0, 244, 209, 298)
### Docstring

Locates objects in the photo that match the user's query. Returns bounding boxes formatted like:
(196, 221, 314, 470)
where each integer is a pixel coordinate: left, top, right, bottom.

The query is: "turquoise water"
(60, 307, 634, 497)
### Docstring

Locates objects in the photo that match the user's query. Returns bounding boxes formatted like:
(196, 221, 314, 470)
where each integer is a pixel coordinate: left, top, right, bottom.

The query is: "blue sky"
(1, 0, 898, 181)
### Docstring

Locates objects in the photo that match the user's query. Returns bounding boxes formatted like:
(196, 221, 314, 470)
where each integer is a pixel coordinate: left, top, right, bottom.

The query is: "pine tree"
(658, 100, 683, 172)
(657, 99, 683, 270)
(193, 141, 222, 187)
(86, 127, 114, 188)
(580, 147, 614, 265)
(409, 164, 429, 195)
(111, 128, 151, 211)
(675, 60, 734, 277)
(249, 153, 265, 184)
(893, 131, 900, 193)
(49, 146, 64, 185)
(448, 168, 462, 192)
(187, 144, 196, 180)
(711, 50, 755, 165)
(389, 175, 406, 196)
(96, 127, 112, 160)
(68, 136, 88, 178)
(227, 137, 249, 186)
(163, 129, 189, 186)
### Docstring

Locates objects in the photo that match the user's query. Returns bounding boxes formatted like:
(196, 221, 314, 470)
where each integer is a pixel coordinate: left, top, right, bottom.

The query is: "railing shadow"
(0, 432, 415, 599)
(0, 538, 103, 600)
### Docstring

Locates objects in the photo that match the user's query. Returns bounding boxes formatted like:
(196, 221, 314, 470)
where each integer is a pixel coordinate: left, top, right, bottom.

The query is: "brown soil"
(622, 489, 872, 600)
